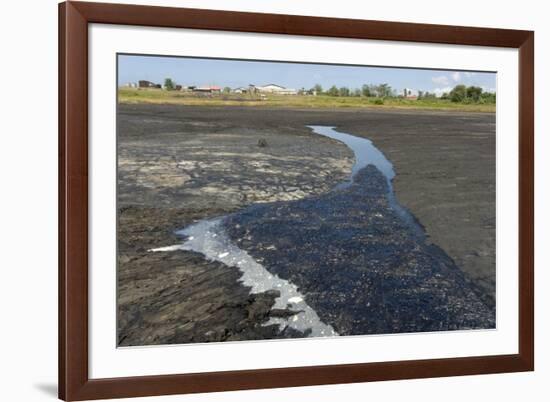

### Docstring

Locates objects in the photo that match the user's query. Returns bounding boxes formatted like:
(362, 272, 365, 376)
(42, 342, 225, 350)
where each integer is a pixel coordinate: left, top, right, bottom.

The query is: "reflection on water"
(308, 125, 424, 237)
(307, 125, 395, 188)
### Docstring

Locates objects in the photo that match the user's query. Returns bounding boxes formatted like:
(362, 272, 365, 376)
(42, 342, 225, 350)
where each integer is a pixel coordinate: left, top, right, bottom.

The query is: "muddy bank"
(117, 206, 300, 346)
(117, 106, 353, 210)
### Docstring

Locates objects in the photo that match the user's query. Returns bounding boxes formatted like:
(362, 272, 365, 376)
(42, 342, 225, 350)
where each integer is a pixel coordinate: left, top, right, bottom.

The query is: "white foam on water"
(149, 244, 183, 252)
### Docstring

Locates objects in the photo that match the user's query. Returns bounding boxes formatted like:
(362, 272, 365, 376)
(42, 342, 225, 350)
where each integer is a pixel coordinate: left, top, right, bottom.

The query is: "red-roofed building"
(193, 86, 222, 93)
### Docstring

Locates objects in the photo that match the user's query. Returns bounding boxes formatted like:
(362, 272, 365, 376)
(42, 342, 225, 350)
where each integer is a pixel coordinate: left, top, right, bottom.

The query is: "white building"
(252, 84, 297, 95)
(403, 88, 419, 99)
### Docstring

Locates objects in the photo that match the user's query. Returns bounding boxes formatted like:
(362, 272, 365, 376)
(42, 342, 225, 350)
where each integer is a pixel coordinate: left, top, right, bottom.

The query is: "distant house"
(403, 88, 419, 99)
(193, 85, 222, 93)
(233, 87, 248, 94)
(250, 83, 297, 95)
(138, 80, 157, 88)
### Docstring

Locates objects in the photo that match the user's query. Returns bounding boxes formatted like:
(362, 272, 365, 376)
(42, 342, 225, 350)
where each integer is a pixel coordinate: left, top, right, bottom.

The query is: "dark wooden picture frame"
(59, 1, 534, 400)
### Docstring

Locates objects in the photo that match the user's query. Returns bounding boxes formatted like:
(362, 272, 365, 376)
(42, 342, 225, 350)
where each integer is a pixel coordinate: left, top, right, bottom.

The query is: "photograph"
(116, 55, 497, 347)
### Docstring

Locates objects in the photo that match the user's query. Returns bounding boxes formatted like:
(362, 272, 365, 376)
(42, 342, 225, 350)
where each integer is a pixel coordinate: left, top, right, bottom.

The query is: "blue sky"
(118, 54, 496, 96)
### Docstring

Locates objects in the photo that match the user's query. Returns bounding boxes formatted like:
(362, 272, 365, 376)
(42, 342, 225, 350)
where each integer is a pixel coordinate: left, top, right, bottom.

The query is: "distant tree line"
(311, 83, 495, 104)
(440, 85, 496, 104)
(314, 83, 394, 98)
(159, 78, 495, 104)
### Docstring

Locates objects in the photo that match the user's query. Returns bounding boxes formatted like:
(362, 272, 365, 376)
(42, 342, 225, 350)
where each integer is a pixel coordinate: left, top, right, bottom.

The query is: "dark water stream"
(307, 126, 424, 237)
(152, 126, 494, 337)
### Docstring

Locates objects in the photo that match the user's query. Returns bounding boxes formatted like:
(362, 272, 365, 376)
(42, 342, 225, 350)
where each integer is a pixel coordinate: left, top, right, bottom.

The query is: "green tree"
(423, 91, 436, 99)
(313, 84, 323, 94)
(369, 84, 378, 96)
(361, 84, 371, 97)
(377, 83, 392, 98)
(164, 78, 175, 90)
(339, 87, 350, 97)
(327, 85, 339, 96)
(223, 86, 231, 94)
(480, 91, 496, 104)
(466, 86, 483, 102)
(450, 84, 467, 102)
(352, 88, 362, 97)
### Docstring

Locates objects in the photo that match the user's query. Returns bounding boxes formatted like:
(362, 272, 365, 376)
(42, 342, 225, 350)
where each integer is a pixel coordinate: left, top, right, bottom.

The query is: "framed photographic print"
(59, 1, 534, 400)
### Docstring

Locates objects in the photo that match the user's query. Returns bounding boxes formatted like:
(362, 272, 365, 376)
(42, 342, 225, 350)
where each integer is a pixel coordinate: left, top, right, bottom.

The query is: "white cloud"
(432, 87, 453, 97)
(432, 72, 461, 86)
(431, 75, 449, 85)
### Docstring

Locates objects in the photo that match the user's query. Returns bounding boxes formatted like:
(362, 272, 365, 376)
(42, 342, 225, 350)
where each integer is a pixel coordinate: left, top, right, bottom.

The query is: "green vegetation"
(326, 85, 339, 97)
(119, 85, 495, 113)
(163, 78, 175, 91)
(442, 85, 495, 104)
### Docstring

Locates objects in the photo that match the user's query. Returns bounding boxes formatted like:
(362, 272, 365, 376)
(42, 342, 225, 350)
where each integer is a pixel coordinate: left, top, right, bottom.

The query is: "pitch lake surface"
(151, 125, 493, 338)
